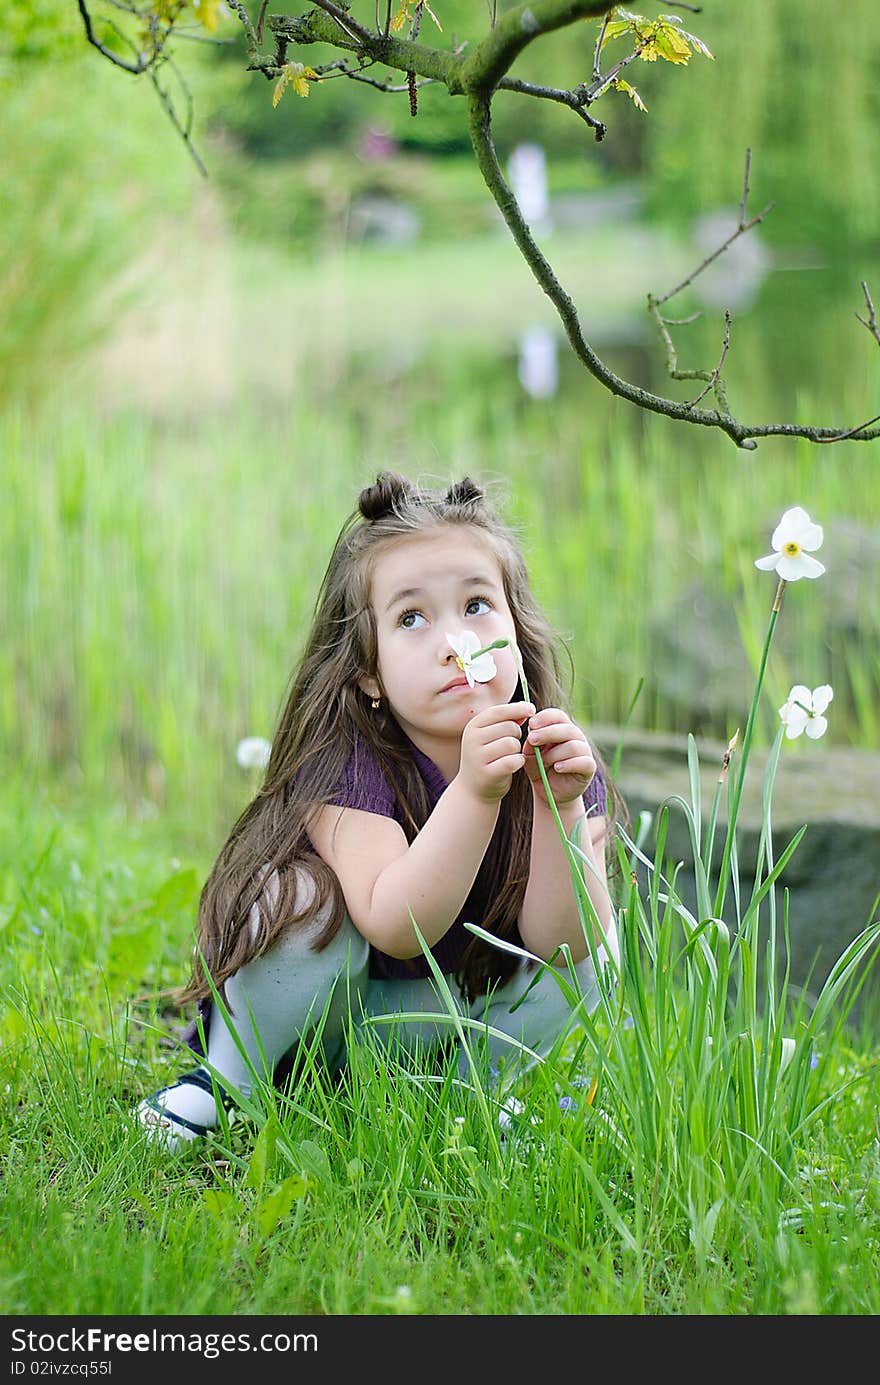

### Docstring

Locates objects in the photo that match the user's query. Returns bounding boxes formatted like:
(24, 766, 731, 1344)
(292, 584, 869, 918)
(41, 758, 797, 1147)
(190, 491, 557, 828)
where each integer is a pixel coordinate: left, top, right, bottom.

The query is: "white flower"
(778, 684, 833, 740)
(444, 629, 502, 687)
(754, 506, 825, 580)
(236, 736, 272, 770)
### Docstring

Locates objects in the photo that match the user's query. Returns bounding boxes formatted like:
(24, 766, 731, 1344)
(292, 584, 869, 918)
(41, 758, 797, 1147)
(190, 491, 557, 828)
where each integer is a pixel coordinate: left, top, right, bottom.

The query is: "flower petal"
(468, 653, 498, 684)
(787, 685, 813, 707)
(798, 553, 826, 579)
(804, 715, 827, 739)
(754, 552, 781, 571)
(781, 705, 808, 736)
(776, 552, 825, 582)
(793, 519, 823, 552)
(771, 506, 811, 550)
(446, 629, 480, 659)
(811, 684, 834, 714)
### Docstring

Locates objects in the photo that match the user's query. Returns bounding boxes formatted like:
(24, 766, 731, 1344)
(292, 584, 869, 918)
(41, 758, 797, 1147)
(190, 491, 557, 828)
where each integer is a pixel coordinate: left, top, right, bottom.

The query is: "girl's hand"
(523, 708, 596, 808)
(456, 701, 536, 805)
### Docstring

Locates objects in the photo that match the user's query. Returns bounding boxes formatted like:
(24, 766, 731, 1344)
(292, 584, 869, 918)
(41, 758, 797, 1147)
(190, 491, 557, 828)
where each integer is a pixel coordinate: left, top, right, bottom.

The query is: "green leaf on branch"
(272, 62, 320, 108)
(658, 15, 714, 60)
(614, 78, 647, 111)
(598, 9, 713, 65)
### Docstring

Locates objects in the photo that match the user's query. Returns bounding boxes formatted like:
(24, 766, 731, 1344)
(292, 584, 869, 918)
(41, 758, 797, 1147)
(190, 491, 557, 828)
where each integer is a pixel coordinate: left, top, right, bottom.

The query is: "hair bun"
(445, 476, 483, 507)
(358, 471, 415, 522)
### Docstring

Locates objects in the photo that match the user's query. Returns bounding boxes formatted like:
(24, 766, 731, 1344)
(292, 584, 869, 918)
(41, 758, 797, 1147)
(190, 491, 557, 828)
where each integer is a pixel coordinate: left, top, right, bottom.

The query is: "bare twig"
(592, 10, 611, 82)
(685, 311, 731, 410)
(578, 39, 648, 105)
(256, 2, 270, 46)
(226, 0, 257, 48)
(738, 146, 752, 226)
(654, 150, 774, 308)
(646, 150, 764, 416)
(150, 61, 208, 177)
(308, 0, 372, 46)
(855, 281, 880, 346)
(497, 78, 606, 138)
(815, 412, 880, 444)
(76, 0, 152, 73)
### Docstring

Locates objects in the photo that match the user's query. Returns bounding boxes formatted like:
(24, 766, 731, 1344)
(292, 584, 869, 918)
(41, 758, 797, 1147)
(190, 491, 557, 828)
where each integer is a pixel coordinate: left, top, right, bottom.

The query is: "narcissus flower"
(755, 506, 825, 580)
(444, 630, 507, 687)
(778, 684, 833, 740)
(236, 736, 272, 769)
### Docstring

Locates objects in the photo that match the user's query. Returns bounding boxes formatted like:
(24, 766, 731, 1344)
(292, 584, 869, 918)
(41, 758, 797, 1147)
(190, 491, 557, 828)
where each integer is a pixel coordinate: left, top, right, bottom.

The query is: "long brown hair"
(179, 470, 624, 1006)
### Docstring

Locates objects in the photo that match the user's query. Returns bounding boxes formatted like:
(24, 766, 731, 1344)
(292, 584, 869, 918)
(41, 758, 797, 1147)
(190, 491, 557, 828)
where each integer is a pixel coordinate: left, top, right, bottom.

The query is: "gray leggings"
(203, 868, 619, 1096)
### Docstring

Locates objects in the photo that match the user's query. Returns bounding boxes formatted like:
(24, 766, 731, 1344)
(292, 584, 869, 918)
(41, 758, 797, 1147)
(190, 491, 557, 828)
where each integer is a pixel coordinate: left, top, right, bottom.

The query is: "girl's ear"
(357, 673, 381, 700)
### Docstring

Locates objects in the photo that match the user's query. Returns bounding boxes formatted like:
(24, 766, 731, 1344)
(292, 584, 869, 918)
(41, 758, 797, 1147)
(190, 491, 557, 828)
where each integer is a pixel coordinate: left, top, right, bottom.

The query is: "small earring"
(371, 696, 381, 710)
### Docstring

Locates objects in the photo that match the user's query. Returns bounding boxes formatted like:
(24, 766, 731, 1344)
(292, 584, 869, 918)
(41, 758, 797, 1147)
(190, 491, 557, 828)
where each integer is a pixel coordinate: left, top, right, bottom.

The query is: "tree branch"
(460, 0, 613, 93)
(855, 280, 880, 346)
(652, 151, 774, 308)
(76, 1, 880, 449)
(76, 0, 153, 74)
(467, 93, 880, 446)
(496, 78, 606, 139)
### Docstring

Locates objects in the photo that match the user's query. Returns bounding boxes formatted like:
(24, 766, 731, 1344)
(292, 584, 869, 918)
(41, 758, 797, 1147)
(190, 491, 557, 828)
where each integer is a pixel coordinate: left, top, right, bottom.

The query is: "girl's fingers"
(527, 734, 592, 761)
(486, 735, 528, 761)
(527, 707, 569, 730)
(549, 754, 596, 775)
(527, 723, 583, 746)
(492, 752, 526, 774)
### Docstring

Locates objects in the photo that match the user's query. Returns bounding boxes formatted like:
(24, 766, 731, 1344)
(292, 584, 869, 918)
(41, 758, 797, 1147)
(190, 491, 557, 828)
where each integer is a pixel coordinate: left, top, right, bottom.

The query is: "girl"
(137, 471, 623, 1149)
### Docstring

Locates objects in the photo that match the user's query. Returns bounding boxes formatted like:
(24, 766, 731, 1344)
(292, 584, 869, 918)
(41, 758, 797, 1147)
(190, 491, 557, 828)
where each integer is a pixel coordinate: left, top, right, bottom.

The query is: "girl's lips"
(440, 678, 471, 693)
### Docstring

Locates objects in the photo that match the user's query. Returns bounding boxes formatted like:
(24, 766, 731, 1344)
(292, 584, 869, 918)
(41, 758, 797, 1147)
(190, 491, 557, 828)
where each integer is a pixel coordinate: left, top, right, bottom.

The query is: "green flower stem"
(713, 577, 786, 919)
(471, 639, 510, 658)
(511, 646, 574, 864)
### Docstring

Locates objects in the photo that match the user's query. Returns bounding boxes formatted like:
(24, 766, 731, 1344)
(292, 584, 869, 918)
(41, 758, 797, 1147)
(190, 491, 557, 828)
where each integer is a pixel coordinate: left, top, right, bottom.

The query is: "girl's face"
(360, 526, 520, 767)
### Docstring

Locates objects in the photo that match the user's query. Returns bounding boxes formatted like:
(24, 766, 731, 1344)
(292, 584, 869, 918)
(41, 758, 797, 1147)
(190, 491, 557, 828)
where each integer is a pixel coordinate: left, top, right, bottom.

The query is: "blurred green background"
(3, 0, 879, 851)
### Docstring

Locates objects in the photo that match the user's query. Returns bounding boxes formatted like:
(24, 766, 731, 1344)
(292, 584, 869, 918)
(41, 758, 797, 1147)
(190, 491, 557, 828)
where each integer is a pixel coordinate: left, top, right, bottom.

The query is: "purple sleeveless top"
(331, 729, 608, 981)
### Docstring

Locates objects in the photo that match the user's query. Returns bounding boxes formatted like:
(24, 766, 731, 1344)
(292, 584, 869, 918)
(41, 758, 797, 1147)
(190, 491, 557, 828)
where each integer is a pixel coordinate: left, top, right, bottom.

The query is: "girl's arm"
(518, 707, 614, 963)
(308, 700, 534, 959)
(309, 779, 501, 958)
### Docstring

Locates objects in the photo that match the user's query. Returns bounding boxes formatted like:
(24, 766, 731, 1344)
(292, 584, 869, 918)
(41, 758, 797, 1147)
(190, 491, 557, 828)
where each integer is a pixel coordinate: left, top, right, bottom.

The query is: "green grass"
(1, 764, 878, 1315)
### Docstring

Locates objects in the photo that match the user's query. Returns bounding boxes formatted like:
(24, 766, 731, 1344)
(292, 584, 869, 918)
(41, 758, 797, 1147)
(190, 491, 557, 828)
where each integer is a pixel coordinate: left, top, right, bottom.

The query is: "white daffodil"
(236, 736, 272, 769)
(778, 684, 833, 740)
(754, 506, 825, 580)
(444, 630, 507, 687)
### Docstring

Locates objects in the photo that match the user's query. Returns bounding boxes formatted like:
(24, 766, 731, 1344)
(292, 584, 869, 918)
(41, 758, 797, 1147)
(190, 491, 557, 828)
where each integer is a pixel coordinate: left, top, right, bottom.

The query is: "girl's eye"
(398, 608, 426, 630)
(465, 596, 492, 616)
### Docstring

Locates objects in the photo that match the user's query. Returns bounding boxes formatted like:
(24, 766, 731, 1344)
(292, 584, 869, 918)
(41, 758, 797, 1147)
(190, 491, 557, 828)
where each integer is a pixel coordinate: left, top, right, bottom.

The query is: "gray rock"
(592, 723, 880, 1022)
